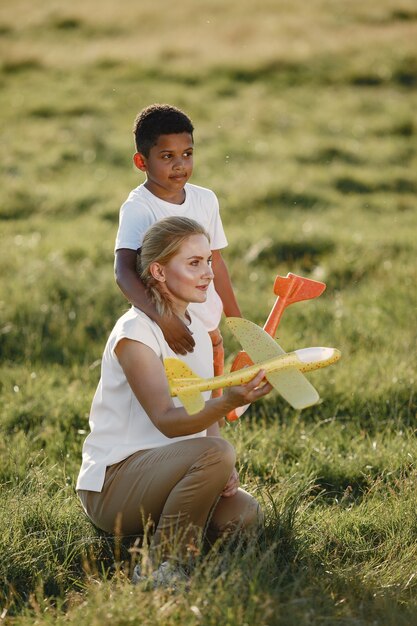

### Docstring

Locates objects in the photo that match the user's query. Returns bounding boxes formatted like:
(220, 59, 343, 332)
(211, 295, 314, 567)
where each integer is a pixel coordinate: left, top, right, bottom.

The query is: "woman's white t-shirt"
(76, 307, 213, 492)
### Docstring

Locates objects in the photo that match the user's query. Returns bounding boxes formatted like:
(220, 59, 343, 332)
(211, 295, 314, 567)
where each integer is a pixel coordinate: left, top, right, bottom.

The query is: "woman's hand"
(115, 343, 272, 440)
(222, 467, 239, 498)
(222, 369, 273, 411)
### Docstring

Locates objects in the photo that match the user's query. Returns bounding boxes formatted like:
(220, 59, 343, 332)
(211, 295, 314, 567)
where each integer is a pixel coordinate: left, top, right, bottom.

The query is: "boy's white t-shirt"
(115, 183, 228, 332)
(76, 307, 213, 493)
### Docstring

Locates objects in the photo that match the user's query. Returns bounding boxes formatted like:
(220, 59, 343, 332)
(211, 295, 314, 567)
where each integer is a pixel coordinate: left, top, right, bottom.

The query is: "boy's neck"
(144, 181, 186, 205)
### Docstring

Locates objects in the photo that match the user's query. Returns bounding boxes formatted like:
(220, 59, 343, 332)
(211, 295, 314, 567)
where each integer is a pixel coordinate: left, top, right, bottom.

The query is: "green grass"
(1, 0, 417, 623)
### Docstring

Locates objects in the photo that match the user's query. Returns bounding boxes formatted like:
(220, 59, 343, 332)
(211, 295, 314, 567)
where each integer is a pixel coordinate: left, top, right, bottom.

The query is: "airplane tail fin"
(164, 357, 201, 385)
(163, 358, 205, 415)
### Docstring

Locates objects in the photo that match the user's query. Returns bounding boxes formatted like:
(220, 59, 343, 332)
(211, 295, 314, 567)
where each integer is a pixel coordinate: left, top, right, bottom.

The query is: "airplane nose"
(295, 347, 340, 363)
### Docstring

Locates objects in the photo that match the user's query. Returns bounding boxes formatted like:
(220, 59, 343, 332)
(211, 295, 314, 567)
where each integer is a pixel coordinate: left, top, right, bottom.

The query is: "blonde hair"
(137, 216, 210, 316)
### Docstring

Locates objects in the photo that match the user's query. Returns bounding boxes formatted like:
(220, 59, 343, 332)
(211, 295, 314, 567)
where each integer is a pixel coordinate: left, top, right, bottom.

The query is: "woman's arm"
(114, 249, 195, 355)
(206, 421, 221, 437)
(211, 249, 242, 318)
(115, 338, 272, 438)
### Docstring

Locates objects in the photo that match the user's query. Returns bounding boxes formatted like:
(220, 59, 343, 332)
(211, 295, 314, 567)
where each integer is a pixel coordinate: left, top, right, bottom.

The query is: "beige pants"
(78, 437, 261, 557)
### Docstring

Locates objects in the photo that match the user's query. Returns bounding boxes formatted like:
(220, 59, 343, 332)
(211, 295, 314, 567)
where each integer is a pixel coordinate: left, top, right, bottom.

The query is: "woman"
(76, 216, 272, 582)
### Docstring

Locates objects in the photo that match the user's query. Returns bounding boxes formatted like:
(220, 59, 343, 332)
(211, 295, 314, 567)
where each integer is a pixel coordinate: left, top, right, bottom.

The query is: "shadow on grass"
(44, 15, 124, 37)
(29, 104, 101, 119)
(349, 56, 417, 88)
(261, 188, 328, 210)
(298, 146, 363, 165)
(335, 175, 417, 195)
(244, 237, 334, 269)
(1, 58, 43, 74)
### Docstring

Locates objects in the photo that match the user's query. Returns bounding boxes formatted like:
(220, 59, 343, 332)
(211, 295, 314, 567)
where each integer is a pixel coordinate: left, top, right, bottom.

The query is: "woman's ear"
(149, 262, 166, 283)
(133, 152, 147, 172)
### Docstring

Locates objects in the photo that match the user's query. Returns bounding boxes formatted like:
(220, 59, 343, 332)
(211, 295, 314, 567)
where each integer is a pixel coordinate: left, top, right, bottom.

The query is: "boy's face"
(134, 132, 193, 203)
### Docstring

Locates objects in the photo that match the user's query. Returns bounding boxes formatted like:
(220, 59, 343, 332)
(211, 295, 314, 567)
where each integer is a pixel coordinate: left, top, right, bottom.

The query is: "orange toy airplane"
(227, 272, 326, 421)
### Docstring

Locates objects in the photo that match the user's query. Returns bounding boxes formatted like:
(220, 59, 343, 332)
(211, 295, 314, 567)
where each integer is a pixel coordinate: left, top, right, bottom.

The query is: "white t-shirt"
(76, 307, 213, 492)
(115, 183, 228, 331)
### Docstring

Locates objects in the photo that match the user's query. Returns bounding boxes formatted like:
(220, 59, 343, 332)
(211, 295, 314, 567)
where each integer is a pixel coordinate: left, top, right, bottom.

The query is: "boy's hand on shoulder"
(159, 315, 195, 355)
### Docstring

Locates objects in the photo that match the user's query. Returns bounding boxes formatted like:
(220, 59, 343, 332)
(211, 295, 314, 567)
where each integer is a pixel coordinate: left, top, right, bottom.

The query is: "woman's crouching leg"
(78, 437, 237, 562)
(151, 437, 236, 559)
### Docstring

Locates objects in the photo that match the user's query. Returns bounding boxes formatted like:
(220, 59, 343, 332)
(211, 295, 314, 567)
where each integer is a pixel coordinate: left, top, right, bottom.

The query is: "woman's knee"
(206, 436, 236, 470)
(192, 437, 236, 488)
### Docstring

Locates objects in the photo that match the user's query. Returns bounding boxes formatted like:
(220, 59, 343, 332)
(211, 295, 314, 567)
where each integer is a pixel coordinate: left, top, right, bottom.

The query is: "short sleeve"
(115, 195, 154, 252)
(110, 311, 163, 359)
(206, 192, 228, 251)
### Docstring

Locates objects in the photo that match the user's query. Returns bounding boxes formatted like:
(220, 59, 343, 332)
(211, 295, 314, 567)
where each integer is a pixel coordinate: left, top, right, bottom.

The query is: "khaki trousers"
(78, 437, 261, 556)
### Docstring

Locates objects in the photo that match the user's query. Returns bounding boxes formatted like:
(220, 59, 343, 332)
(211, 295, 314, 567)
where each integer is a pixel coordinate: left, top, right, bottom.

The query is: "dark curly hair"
(133, 104, 194, 156)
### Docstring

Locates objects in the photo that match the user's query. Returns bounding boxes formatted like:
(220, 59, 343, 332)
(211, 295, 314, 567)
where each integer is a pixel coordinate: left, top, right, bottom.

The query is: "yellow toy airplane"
(164, 317, 341, 415)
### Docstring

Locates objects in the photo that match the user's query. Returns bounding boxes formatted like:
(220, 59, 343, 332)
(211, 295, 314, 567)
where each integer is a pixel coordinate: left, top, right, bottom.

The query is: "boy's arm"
(211, 249, 242, 318)
(114, 249, 195, 355)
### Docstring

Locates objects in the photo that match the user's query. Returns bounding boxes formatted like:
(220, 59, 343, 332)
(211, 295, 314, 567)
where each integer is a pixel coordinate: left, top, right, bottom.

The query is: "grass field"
(1, 0, 417, 624)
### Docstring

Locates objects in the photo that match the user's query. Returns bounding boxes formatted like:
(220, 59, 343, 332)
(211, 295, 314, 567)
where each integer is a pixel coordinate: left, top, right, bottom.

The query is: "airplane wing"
(226, 317, 320, 410)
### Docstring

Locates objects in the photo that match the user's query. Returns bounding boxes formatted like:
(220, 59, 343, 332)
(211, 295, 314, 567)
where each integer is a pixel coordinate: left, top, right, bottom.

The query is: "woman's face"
(158, 234, 214, 313)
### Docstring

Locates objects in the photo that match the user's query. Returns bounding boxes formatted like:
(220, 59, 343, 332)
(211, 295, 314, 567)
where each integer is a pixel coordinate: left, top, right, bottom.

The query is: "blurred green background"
(1, 1, 417, 623)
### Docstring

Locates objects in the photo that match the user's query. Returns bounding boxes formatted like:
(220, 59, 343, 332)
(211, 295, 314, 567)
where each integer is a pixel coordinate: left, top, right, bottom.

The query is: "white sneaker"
(152, 561, 189, 588)
(132, 561, 189, 590)
(131, 564, 144, 585)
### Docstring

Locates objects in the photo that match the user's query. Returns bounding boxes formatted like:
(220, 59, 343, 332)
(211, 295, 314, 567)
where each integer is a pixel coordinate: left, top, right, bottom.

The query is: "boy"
(114, 103, 241, 394)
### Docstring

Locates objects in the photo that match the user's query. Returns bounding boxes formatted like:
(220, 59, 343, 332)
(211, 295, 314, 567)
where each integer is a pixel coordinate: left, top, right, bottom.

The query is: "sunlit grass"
(1, 0, 416, 623)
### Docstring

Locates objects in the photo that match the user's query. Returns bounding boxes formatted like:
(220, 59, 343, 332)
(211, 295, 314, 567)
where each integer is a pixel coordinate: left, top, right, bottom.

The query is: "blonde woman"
(77, 216, 271, 584)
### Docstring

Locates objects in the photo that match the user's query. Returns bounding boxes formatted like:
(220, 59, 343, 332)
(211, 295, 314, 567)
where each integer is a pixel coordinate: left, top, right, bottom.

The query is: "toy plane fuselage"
(164, 317, 341, 415)
(166, 347, 339, 395)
